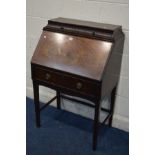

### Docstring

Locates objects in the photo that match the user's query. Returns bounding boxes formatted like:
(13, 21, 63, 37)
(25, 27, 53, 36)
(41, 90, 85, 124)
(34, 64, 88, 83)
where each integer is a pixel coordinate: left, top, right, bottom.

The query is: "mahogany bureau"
(31, 17, 125, 150)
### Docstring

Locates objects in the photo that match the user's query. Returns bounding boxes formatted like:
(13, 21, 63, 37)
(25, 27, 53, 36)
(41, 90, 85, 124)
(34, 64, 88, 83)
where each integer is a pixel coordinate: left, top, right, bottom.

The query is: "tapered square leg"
(109, 86, 117, 127)
(92, 101, 100, 150)
(56, 91, 61, 109)
(33, 81, 40, 127)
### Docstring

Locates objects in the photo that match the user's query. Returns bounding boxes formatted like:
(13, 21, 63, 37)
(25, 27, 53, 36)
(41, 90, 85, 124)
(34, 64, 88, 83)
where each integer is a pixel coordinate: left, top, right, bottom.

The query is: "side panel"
(101, 33, 125, 99)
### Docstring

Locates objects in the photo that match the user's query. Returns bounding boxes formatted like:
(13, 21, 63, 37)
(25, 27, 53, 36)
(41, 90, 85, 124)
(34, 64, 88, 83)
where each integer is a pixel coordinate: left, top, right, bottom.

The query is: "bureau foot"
(33, 81, 41, 127)
(92, 101, 100, 150)
(109, 86, 117, 127)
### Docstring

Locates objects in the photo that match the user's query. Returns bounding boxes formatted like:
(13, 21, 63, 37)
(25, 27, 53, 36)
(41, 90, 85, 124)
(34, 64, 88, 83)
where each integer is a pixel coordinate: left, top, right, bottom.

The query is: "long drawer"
(33, 67, 100, 96)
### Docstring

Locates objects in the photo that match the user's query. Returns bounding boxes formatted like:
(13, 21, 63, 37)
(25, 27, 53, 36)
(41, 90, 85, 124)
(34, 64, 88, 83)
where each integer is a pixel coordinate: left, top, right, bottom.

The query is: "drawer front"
(33, 67, 99, 96)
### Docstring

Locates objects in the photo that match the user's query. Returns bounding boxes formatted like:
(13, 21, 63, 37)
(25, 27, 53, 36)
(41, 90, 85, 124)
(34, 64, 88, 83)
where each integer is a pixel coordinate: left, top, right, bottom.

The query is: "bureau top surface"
(31, 31, 112, 81)
(49, 17, 121, 32)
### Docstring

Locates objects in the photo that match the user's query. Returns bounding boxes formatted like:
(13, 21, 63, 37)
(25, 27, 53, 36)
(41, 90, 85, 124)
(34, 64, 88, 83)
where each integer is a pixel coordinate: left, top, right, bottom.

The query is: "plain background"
(0, 0, 155, 155)
(26, 0, 129, 131)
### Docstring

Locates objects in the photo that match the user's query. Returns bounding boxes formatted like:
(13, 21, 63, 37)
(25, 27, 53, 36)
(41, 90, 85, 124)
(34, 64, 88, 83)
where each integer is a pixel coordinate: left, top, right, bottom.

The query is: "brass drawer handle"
(45, 73, 51, 80)
(76, 82, 82, 89)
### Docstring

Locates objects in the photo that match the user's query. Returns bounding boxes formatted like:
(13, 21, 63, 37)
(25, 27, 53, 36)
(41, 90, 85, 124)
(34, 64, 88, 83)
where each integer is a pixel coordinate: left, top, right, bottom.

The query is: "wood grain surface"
(31, 31, 112, 81)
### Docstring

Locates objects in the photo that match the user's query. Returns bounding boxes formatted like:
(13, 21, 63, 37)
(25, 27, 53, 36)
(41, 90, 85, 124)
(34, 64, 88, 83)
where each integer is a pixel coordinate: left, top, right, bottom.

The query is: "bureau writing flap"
(31, 31, 113, 81)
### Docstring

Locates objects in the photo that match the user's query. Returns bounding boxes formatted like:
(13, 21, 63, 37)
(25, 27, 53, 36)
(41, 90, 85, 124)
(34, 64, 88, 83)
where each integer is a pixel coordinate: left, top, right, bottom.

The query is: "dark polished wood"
(31, 31, 112, 81)
(44, 17, 122, 42)
(33, 81, 40, 127)
(32, 66, 100, 97)
(109, 86, 117, 127)
(93, 100, 101, 150)
(31, 17, 125, 151)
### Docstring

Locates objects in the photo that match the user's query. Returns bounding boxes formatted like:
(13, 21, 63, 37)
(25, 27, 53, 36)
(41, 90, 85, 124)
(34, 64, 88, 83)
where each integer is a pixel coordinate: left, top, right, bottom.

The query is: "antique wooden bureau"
(31, 17, 125, 150)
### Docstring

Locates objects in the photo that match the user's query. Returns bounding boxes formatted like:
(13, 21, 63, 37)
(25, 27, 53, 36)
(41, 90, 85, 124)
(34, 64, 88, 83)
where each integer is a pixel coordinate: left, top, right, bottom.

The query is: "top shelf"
(43, 17, 123, 42)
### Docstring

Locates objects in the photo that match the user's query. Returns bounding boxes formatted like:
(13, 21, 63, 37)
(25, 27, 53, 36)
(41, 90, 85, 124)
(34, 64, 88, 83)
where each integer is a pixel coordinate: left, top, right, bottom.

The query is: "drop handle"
(76, 82, 82, 89)
(45, 73, 51, 80)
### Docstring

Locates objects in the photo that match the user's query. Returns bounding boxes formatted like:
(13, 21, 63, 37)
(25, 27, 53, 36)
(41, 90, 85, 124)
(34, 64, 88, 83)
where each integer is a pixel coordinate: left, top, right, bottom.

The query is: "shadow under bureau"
(31, 17, 125, 151)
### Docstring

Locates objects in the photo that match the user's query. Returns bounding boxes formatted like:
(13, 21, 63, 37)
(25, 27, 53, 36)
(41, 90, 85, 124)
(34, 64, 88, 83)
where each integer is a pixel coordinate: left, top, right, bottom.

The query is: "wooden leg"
(109, 86, 117, 127)
(33, 81, 40, 127)
(57, 91, 61, 109)
(92, 101, 100, 151)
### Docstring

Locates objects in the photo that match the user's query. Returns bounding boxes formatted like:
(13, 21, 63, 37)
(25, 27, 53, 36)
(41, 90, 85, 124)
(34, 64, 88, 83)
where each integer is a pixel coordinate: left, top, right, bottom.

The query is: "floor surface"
(26, 97, 129, 155)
